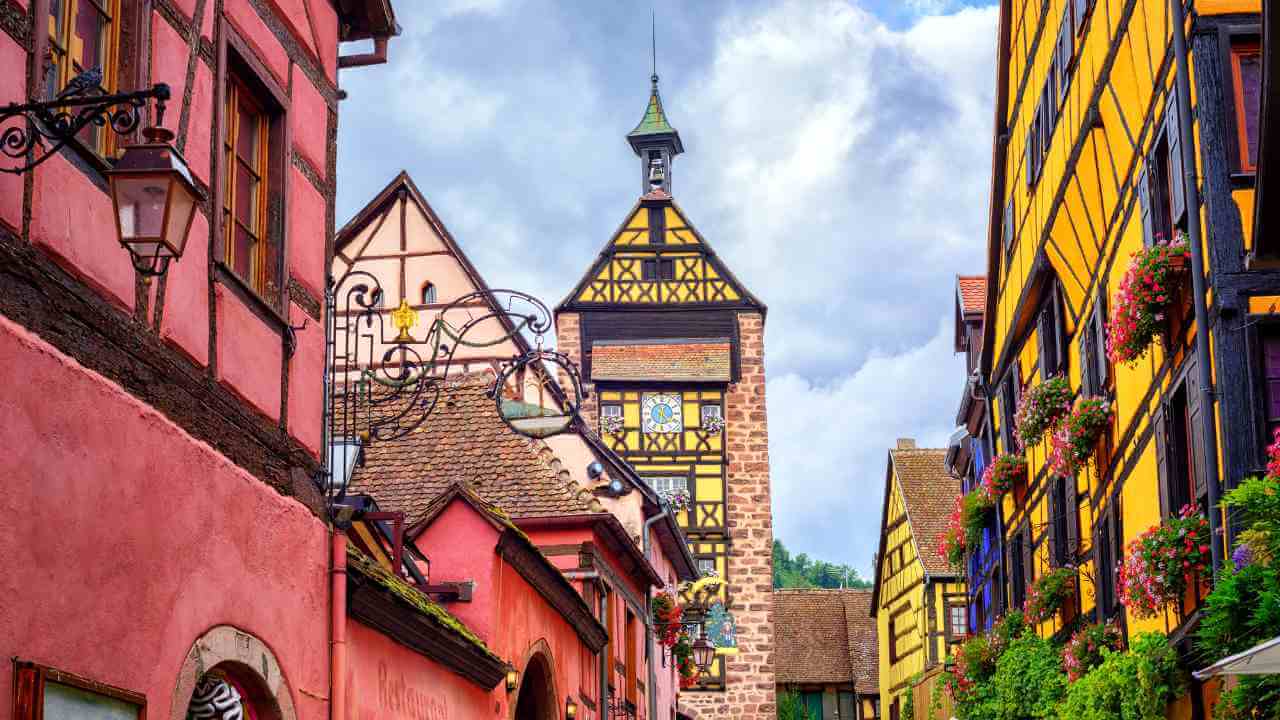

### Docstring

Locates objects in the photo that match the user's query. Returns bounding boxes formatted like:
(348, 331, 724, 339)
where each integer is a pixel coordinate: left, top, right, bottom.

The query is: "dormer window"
(421, 282, 437, 305)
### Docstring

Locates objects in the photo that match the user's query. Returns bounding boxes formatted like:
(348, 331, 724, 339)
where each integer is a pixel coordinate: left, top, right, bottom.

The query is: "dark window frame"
(13, 661, 147, 720)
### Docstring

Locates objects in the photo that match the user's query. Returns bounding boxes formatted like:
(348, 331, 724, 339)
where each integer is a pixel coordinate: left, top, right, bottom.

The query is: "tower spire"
(628, 14, 683, 196)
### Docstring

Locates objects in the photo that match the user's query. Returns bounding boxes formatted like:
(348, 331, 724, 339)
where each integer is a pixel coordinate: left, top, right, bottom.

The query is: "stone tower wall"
(680, 310, 775, 719)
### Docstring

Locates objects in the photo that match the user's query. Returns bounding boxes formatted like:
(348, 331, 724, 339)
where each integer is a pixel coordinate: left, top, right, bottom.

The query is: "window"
(1138, 91, 1188, 246)
(1010, 532, 1027, 609)
(1080, 291, 1109, 397)
(1230, 40, 1262, 172)
(1094, 499, 1122, 619)
(1050, 475, 1069, 567)
(1025, 6, 1081, 187)
(222, 70, 281, 303)
(641, 258, 675, 281)
(14, 662, 144, 720)
(625, 608, 638, 703)
(999, 364, 1020, 454)
(887, 612, 898, 664)
(1038, 282, 1068, 377)
(649, 476, 688, 495)
(47, 0, 122, 155)
(1156, 367, 1205, 517)
(946, 602, 968, 642)
(421, 282, 437, 305)
(700, 404, 722, 425)
(1072, 0, 1095, 34)
(647, 201, 666, 244)
(1002, 197, 1016, 262)
(696, 557, 716, 576)
(1259, 331, 1280, 439)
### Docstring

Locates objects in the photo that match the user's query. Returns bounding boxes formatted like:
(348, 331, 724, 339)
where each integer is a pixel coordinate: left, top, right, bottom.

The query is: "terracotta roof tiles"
(891, 447, 961, 576)
(957, 275, 987, 316)
(773, 589, 878, 693)
(590, 340, 731, 382)
(347, 373, 602, 524)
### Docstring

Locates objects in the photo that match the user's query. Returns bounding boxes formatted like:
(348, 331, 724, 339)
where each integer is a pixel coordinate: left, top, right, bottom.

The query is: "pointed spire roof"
(627, 75, 684, 155)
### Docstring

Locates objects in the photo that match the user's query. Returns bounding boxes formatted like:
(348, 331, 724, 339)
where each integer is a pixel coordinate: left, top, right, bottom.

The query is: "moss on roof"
(346, 545, 499, 661)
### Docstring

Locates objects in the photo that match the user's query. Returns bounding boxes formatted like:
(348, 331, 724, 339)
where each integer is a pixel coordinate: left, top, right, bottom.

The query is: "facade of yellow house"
(969, 0, 1268, 715)
(871, 441, 965, 719)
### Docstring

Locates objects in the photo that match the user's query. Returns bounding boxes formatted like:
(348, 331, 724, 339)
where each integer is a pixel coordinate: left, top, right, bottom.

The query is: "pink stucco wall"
(0, 315, 331, 720)
(346, 621, 493, 720)
(0, 35, 25, 233)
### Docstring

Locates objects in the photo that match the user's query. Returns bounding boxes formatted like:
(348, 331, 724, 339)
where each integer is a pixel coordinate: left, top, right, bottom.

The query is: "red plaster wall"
(161, 212, 211, 366)
(0, 315, 330, 720)
(0, 35, 24, 233)
(414, 500, 502, 644)
(345, 621, 494, 720)
(287, 301, 324, 454)
(214, 283, 284, 419)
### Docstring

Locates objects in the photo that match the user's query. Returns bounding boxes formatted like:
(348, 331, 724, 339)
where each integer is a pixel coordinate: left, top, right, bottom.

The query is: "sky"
(335, 0, 999, 579)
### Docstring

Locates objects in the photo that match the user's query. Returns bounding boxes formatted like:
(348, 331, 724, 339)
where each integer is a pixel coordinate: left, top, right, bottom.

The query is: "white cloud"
(767, 321, 963, 576)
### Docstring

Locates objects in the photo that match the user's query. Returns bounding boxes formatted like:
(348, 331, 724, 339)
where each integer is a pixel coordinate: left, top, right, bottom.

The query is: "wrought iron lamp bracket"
(1, 68, 171, 175)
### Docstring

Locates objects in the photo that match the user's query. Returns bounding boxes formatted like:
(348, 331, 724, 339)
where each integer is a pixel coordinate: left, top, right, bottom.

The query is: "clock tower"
(555, 73, 776, 720)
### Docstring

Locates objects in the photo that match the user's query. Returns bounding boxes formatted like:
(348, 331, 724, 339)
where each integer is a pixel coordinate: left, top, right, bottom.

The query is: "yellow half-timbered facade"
(871, 441, 965, 718)
(555, 73, 777, 720)
(964, 0, 1270, 715)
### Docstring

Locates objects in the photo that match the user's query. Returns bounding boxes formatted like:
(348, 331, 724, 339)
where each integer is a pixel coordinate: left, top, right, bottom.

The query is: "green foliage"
(776, 690, 809, 720)
(1023, 566, 1076, 624)
(1195, 562, 1280, 662)
(903, 674, 919, 720)
(1056, 633, 1182, 720)
(1214, 676, 1280, 720)
(961, 489, 995, 548)
(1223, 473, 1280, 558)
(772, 539, 870, 589)
(990, 634, 1067, 720)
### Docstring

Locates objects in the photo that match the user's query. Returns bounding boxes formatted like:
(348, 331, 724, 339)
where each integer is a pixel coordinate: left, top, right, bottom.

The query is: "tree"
(773, 539, 871, 589)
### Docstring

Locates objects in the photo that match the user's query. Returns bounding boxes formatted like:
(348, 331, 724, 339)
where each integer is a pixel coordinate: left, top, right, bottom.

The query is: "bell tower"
(556, 68, 775, 720)
(627, 74, 684, 196)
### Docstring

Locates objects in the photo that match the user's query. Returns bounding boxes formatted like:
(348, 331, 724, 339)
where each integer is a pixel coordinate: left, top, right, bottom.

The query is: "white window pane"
(44, 682, 137, 720)
(602, 405, 622, 417)
(701, 405, 721, 421)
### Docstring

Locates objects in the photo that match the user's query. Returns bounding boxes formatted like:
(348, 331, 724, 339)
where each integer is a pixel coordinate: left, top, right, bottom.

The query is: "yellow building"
(974, 0, 1266, 714)
(870, 440, 965, 719)
(555, 72, 777, 720)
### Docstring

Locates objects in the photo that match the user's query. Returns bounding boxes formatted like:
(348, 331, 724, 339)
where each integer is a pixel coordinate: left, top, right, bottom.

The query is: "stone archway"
(170, 626, 296, 720)
(512, 644, 558, 720)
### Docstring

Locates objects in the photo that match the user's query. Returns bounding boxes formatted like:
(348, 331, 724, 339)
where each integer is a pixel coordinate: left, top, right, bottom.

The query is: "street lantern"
(107, 124, 200, 277)
(564, 696, 578, 718)
(691, 630, 716, 674)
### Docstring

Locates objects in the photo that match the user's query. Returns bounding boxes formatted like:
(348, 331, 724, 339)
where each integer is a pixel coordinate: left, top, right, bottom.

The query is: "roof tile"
(773, 589, 878, 693)
(957, 275, 987, 315)
(591, 340, 731, 382)
(891, 448, 961, 576)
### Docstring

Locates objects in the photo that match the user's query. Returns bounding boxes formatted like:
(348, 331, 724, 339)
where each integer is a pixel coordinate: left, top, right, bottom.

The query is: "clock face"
(641, 393, 683, 434)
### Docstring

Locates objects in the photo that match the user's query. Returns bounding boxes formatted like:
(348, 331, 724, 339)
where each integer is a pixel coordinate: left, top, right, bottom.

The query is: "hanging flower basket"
(1107, 233, 1191, 366)
(673, 632, 701, 688)
(1119, 505, 1211, 618)
(1062, 620, 1122, 681)
(1014, 376, 1072, 449)
(1047, 397, 1112, 477)
(1023, 565, 1076, 624)
(938, 497, 967, 572)
(600, 414, 625, 435)
(651, 590, 684, 647)
(961, 488, 995, 549)
(701, 415, 725, 434)
(982, 454, 1028, 500)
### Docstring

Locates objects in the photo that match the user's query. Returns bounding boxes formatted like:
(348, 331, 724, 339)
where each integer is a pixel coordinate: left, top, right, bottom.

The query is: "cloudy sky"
(335, 0, 998, 579)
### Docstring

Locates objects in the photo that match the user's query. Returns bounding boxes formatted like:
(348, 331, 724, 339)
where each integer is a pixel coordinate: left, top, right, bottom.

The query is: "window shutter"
(1047, 481, 1060, 567)
(1073, 0, 1088, 30)
(1166, 92, 1187, 226)
(1093, 289, 1109, 389)
(1185, 356, 1208, 500)
(1003, 198, 1015, 255)
(1023, 526, 1035, 584)
(1055, 285, 1069, 376)
(1154, 403, 1171, 517)
(1057, 18, 1072, 104)
(1080, 328, 1095, 397)
(1092, 514, 1108, 619)
(1065, 475, 1080, 558)
(1137, 166, 1154, 246)
(1038, 307, 1051, 377)
(1026, 125, 1036, 186)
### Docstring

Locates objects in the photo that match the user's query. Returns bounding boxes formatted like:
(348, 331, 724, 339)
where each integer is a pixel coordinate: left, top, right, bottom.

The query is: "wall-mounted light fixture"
(107, 122, 200, 277)
(505, 666, 519, 693)
(565, 696, 578, 719)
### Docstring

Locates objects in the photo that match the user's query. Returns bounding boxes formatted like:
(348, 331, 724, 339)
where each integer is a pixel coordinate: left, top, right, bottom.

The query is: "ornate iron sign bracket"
(322, 270, 587, 510)
(1, 67, 170, 175)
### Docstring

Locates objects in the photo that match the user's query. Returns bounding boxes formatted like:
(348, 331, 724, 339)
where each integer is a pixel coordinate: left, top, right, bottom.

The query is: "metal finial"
(651, 10, 657, 82)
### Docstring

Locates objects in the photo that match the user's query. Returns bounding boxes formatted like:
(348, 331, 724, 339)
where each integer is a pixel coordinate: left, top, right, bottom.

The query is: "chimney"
(896, 438, 917, 450)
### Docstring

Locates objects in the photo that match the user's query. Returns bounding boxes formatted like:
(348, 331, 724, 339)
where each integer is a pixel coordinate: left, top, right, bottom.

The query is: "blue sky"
(335, 0, 999, 578)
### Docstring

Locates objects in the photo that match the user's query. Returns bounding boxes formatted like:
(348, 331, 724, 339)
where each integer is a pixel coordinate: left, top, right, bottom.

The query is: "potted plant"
(600, 413, 625, 435)
(1014, 376, 1072, 448)
(1047, 397, 1112, 476)
(650, 589, 683, 647)
(938, 499, 967, 573)
(1024, 565, 1076, 624)
(1107, 233, 1191, 366)
(1119, 505, 1211, 618)
(982, 454, 1028, 501)
(673, 631, 700, 688)
(1062, 620, 1122, 681)
(701, 415, 725, 434)
(961, 488, 995, 550)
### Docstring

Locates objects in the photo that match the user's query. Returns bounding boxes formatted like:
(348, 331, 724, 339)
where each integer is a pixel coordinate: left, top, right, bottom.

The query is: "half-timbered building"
(555, 73, 777, 719)
(870, 440, 965, 719)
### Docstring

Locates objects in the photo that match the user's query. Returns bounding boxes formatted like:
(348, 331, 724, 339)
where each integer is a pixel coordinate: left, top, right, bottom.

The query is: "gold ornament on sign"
(391, 299, 418, 341)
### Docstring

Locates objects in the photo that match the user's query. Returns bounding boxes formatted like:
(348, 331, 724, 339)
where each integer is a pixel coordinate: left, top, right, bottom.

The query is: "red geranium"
(1107, 233, 1190, 365)
(1119, 505, 1211, 618)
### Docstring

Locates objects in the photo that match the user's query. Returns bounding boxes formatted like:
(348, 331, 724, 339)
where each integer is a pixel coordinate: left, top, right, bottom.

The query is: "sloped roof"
(957, 276, 987, 316)
(590, 340, 731, 382)
(347, 373, 602, 524)
(629, 76, 680, 140)
(891, 446, 960, 576)
(773, 589, 878, 693)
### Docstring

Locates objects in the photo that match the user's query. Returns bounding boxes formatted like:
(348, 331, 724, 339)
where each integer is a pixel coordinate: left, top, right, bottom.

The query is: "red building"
(344, 372, 698, 720)
(0, 1, 396, 718)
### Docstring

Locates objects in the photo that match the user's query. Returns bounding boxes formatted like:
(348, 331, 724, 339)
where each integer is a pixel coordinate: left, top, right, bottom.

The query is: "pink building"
(1, 1, 395, 719)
